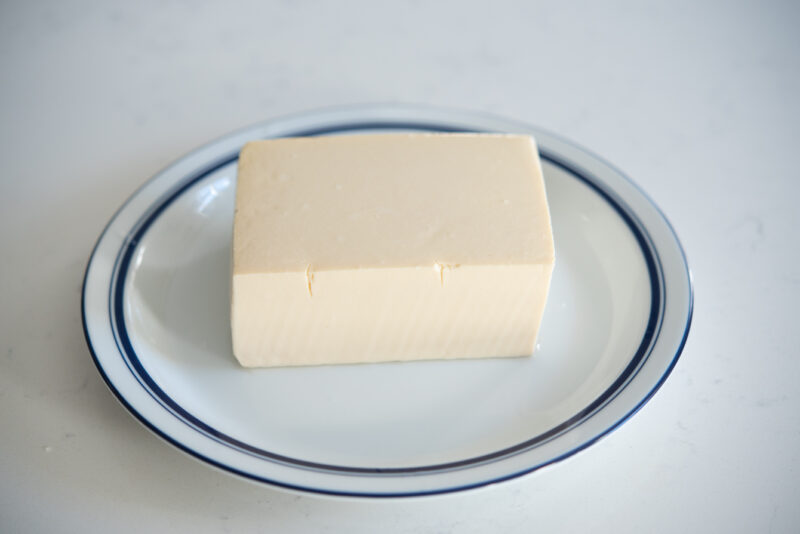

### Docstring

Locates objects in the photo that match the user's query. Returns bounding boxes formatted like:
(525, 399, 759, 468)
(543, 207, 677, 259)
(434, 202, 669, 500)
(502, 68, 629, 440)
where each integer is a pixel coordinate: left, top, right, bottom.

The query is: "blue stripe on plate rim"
(82, 120, 692, 498)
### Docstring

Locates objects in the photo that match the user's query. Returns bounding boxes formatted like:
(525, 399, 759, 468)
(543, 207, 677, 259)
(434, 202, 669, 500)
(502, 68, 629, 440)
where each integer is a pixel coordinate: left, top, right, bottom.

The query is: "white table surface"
(2, 1, 798, 532)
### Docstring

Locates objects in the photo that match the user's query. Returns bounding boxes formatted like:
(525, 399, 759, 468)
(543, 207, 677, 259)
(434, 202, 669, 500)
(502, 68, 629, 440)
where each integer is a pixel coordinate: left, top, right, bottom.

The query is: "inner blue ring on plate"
(106, 122, 665, 477)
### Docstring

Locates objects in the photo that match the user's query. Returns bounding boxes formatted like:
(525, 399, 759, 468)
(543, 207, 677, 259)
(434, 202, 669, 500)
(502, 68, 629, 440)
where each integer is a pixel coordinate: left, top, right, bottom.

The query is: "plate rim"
(81, 104, 693, 497)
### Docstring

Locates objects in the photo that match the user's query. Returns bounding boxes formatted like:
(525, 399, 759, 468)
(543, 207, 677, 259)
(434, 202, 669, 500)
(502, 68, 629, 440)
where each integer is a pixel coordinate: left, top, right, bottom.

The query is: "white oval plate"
(82, 105, 692, 498)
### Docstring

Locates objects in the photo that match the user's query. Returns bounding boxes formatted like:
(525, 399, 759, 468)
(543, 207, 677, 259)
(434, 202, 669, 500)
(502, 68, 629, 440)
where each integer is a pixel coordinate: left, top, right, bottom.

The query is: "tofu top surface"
(233, 133, 554, 273)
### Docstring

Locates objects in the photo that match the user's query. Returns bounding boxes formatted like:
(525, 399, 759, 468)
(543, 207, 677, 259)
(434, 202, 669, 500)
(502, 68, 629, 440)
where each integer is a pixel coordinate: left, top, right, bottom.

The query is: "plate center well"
(122, 157, 651, 468)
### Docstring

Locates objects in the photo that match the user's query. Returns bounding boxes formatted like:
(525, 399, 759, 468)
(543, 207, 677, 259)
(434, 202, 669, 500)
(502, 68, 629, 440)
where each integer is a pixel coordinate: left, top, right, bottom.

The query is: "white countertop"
(2, 1, 798, 532)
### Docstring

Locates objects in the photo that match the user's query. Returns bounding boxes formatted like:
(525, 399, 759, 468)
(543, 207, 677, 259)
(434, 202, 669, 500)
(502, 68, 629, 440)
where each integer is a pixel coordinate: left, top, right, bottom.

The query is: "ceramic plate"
(82, 104, 692, 497)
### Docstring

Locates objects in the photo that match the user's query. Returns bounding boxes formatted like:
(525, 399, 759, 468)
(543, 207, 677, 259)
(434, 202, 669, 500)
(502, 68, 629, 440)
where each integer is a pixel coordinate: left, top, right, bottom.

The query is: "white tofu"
(231, 133, 554, 367)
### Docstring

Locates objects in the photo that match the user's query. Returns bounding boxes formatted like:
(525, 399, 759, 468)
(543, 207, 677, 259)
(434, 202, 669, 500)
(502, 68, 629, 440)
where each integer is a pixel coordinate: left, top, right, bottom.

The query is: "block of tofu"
(231, 133, 554, 367)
